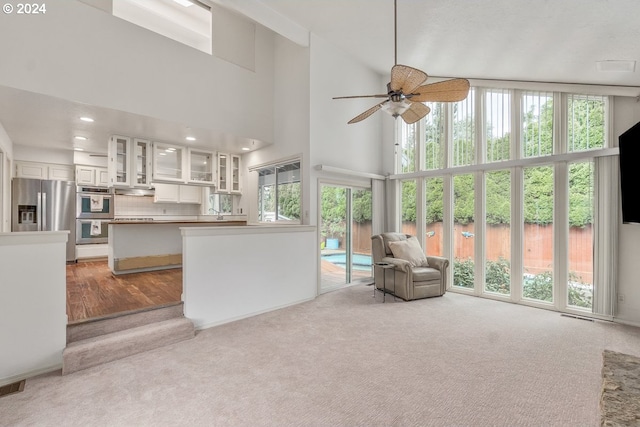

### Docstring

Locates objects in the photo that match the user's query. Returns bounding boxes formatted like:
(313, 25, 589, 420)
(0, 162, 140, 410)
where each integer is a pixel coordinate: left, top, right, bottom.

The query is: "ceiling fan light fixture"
(381, 100, 411, 118)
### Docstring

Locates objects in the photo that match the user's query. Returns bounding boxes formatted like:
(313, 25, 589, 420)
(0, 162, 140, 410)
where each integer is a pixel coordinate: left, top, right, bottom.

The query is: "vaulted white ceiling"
(3, 0, 639, 157)
(257, 0, 640, 87)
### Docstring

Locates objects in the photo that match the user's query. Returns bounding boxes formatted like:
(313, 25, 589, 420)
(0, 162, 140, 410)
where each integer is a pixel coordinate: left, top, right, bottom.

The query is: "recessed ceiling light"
(80, 117, 94, 122)
(185, 136, 196, 141)
(241, 147, 251, 151)
(166, 147, 176, 152)
(74, 147, 84, 151)
(74, 136, 87, 141)
(159, 152, 167, 156)
(173, 0, 193, 7)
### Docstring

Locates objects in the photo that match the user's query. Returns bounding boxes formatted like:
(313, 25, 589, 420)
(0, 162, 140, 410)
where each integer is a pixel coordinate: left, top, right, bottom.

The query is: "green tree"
(401, 180, 416, 222)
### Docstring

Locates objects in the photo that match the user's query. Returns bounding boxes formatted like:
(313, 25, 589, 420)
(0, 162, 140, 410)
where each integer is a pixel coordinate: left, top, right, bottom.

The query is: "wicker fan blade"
(408, 79, 470, 102)
(390, 64, 428, 94)
(348, 101, 388, 124)
(333, 94, 389, 100)
(401, 102, 431, 124)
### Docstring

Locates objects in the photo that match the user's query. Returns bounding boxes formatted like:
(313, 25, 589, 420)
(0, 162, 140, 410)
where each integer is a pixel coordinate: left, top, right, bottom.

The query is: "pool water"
(321, 253, 372, 271)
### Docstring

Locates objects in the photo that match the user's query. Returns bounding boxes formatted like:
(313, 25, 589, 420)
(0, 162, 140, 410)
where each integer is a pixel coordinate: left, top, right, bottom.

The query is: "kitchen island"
(108, 219, 246, 275)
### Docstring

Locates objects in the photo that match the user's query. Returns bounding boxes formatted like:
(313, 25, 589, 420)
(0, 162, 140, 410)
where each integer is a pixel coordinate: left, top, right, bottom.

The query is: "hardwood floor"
(66, 260, 182, 324)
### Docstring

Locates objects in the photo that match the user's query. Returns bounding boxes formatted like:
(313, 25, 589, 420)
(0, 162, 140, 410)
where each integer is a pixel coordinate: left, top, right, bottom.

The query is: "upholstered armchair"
(371, 232, 449, 301)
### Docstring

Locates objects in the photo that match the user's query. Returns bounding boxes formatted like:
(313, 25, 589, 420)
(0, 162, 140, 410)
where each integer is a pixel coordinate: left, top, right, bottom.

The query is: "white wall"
(613, 96, 640, 326)
(0, 122, 13, 232)
(182, 225, 316, 328)
(13, 145, 74, 165)
(243, 33, 311, 223)
(0, 0, 274, 145)
(0, 232, 67, 385)
(308, 33, 388, 227)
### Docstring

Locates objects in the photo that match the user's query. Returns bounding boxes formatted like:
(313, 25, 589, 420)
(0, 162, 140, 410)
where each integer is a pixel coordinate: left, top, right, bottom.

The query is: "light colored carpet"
(3, 286, 640, 427)
(601, 350, 640, 426)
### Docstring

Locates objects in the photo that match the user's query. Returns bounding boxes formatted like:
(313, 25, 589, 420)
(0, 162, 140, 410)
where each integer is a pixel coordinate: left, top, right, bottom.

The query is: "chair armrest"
(381, 257, 412, 272)
(426, 256, 449, 272)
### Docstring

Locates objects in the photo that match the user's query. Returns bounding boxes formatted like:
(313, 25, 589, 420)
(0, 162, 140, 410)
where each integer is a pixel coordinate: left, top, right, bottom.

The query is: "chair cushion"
(381, 232, 407, 255)
(388, 236, 429, 267)
(412, 267, 441, 281)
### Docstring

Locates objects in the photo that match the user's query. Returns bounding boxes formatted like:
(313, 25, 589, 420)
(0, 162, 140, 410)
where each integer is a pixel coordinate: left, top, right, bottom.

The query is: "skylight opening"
(113, 0, 212, 55)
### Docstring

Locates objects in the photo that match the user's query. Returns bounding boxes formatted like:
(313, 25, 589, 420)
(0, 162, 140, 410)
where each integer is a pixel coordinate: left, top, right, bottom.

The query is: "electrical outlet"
(618, 294, 625, 303)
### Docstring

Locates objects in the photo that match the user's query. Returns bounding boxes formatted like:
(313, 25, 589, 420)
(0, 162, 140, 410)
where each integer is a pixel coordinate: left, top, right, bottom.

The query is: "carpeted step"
(67, 302, 184, 344)
(62, 317, 194, 375)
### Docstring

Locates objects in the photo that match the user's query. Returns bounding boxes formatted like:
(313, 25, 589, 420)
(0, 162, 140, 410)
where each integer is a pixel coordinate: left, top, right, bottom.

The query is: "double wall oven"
(76, 186, 114, 244)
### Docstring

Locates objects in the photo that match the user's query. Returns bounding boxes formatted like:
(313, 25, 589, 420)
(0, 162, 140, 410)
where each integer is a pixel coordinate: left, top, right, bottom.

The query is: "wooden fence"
(345, 221, 593, 283)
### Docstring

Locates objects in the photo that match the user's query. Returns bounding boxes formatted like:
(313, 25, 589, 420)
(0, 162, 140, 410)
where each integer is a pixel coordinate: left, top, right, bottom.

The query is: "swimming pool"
(321, 253, 372, 271)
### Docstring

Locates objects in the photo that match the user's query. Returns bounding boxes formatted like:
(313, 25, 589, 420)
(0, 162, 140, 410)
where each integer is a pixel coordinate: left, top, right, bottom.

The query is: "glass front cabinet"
(188, 149, 215, 185)
(217, 153, 242, 194)
(133, 138, 153, 187)
(108, 135, 131, 187)
(108, 136, 153, 188)
(152, 143, 187, 183)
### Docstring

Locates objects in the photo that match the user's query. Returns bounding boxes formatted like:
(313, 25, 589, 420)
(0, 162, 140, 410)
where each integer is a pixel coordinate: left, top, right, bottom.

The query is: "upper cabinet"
(76, 165, 109, 187)
(108, 135, 131, 187)
(108, 136, 153, 188)
(152, 142, 186, 183)
(15, 161, 75, 181)
(133, 139, 153, 187)
(188, 149, 215, 185)
(217, 153, 242, 194)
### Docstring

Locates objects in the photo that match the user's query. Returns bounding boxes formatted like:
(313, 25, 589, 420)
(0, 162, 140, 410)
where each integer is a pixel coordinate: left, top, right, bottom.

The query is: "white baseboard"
(0, 363, 61, 388)
(192, 296, 316, 331)
(613, 317, 640, 328)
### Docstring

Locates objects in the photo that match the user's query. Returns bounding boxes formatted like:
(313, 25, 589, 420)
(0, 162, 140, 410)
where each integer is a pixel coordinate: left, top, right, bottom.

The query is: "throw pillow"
(388, 237, 429, 267)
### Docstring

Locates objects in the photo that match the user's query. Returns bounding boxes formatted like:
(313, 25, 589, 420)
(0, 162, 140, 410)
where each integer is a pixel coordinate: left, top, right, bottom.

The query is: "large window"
(452, 90, 476, 166)
(568, 161, 594, 309)
(257, 160, 301, 223)
(113, 0, 212, 54)
(485, 170, 511, 295)
(425, 177, 444, 257)
(522, 91, 554, 158)
(567, 95, 606, 152)
(522, 165, 554, 303)
(453, 174, 475, 289)
(393, 86, 612, 316)
(424, 103, 445, 170)
(401, 180, 417, 235)
(485, 89, 511, 162)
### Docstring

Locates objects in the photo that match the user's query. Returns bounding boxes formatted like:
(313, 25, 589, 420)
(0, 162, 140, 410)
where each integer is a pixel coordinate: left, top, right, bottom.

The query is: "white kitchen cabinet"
(154, 183, 202, 204)
(15, 161, 74, 181)
(188, 149, 215, 185)
(178, 185, 202, 204)
(48, 164, 75, 181)
(76, 166, 109, 187)
(15, 161, 47, 179)
(152, 142, 186, 183)
(217, 153, 242, 194)
(97, 168, 110, 187)
(133, 138, 153, 187)
(108, 135, 131, 187)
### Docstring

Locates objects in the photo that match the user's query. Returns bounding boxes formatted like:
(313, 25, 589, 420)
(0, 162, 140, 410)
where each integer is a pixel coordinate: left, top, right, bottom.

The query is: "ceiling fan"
(333, 0, 470, 125)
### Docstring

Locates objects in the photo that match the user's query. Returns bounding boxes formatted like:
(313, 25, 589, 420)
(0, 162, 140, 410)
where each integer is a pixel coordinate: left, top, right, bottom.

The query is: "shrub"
(485, 258, 510, 294)
(454, 258, 474, 288)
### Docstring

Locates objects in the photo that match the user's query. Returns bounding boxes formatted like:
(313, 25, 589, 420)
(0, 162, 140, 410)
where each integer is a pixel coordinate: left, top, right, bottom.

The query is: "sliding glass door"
(320, 183, 373, 292)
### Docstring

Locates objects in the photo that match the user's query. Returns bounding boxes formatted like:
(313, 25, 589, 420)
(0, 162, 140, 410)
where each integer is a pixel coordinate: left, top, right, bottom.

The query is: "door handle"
(41, 192, 47, 230)
(37, 192, 41, 231)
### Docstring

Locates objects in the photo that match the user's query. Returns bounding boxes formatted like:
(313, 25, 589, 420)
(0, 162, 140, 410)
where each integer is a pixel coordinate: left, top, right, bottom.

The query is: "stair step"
(62, 317, 194, 375)
(67, 302, 184, 344)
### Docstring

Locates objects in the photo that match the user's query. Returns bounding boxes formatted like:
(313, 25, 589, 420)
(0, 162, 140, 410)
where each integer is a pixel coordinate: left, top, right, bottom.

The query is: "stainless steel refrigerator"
(12, 178, 76, 262)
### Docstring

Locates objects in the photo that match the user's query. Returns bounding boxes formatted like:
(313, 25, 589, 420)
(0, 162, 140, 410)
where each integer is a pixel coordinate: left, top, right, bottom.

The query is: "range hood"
(114, 188, 155, 196)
